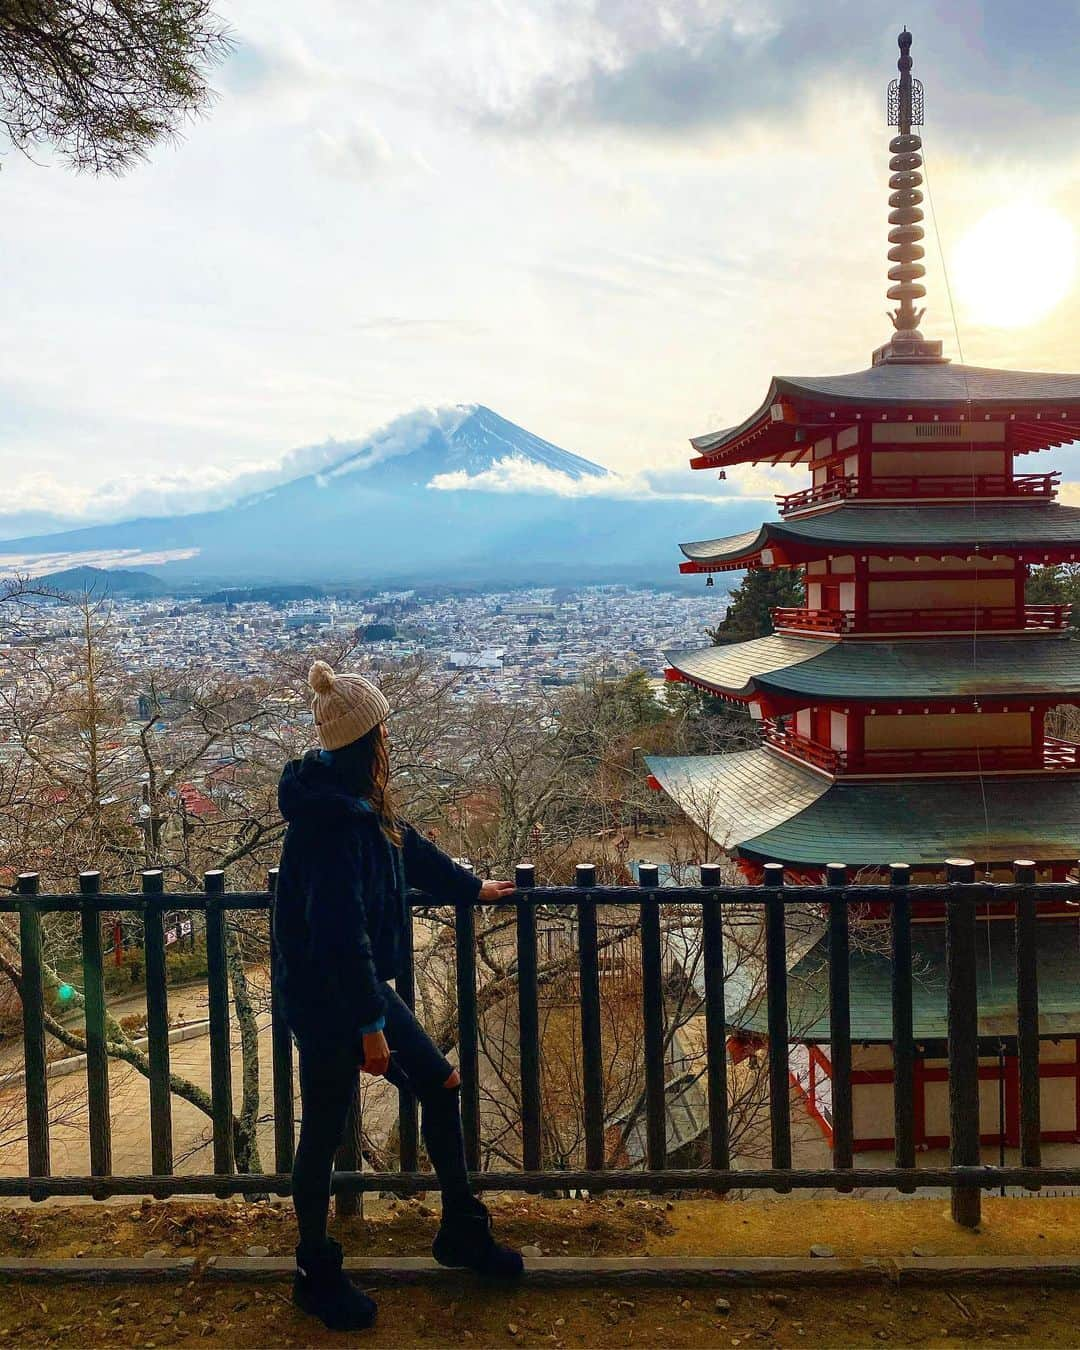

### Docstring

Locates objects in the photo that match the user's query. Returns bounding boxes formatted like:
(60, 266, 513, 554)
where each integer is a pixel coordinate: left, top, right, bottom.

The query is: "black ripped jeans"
(292, 982, 473, 1250)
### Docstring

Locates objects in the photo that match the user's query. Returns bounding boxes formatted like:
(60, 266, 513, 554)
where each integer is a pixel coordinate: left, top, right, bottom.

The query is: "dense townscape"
(8, 584, 726, 703)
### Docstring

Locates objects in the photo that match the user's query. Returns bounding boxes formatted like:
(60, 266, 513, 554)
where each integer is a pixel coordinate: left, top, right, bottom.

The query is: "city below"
(10, 584, 728, 702)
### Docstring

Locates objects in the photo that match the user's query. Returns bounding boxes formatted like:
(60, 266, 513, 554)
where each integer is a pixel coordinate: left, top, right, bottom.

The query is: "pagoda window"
(829, 711, 848, 752)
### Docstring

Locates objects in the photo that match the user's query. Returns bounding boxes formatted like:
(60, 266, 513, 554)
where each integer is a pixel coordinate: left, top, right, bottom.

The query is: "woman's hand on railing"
(479, 879, 516, 902)
(361, 1030, 390, 1077)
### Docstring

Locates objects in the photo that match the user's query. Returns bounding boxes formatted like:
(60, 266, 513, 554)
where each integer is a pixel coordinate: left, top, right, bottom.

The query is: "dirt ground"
(5, 1197, 1080, 1347)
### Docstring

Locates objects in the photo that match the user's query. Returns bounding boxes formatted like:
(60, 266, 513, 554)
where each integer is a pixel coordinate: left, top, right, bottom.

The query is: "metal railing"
(771, 604, 1072, 635)
(4, 861, 1080, 1229)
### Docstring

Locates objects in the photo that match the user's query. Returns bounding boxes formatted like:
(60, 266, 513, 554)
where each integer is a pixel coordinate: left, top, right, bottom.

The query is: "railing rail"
(771, 604, 1072, 635)
(762, 733, 1080, 777)
(5, 863, 1080, 1230)
(776, 472, 1060, 515)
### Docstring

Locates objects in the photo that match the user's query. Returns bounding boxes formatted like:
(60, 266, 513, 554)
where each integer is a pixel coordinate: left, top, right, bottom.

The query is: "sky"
(4, 0, 1080, 531)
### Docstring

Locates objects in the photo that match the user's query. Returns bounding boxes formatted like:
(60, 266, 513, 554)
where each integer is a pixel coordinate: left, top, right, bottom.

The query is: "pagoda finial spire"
(873, 29, 946, 365)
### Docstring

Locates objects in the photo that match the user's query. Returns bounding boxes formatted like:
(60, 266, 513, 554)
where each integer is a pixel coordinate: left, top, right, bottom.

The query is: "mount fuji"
(0, 405, 754, 587)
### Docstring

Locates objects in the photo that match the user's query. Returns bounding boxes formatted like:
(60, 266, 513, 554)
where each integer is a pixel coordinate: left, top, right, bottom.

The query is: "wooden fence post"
(575, 862, 604, 1176)
(79, 871, 111, 1182)
(945, 858, 981, 1229)
(515, 863, 542, 1174)
(18, 873, 49, 1181)
(142, 869, 173, 1182)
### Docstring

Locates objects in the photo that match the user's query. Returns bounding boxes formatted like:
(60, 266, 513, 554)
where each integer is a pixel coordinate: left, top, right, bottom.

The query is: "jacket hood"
(278, 751, 383, 825)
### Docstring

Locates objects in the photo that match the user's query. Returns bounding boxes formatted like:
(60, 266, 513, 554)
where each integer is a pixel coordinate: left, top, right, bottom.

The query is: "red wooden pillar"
(848, 709, 865, 773)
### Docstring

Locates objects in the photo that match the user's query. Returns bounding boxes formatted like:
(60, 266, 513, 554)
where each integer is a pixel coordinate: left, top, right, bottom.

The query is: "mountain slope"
(0, 405, 757, 586)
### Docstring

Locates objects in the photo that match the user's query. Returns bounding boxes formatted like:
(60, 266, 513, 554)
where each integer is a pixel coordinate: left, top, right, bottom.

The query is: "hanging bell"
(706, 575, 714, 587)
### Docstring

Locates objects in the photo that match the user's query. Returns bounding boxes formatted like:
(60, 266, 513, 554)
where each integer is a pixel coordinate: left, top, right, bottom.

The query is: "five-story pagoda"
(649, 30, 1080, 881)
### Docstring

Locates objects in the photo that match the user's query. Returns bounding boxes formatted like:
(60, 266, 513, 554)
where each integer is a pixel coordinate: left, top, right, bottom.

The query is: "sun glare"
(952, 203, 1077, 329)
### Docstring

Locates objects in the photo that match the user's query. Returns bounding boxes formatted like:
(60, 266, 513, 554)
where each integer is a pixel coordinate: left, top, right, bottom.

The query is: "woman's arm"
(401, 822, 484, 902)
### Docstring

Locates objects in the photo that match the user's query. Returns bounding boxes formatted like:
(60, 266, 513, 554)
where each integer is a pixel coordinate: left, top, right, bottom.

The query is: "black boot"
(293, 1237, 377, 1331)
(432, 1198, 524, 1279)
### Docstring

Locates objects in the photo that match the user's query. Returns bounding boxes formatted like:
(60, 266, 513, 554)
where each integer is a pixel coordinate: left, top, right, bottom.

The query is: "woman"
(273, 660, 523, 1332)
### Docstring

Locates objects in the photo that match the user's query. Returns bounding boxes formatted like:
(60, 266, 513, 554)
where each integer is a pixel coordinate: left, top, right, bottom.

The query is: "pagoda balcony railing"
(1044, 735, 1080, 770)
(776, 472, 1060, 515)
(775, 478, 856, 514)
(846, 739, 1079, 776)
(771, 604, 1072, 636)
(763, 720, 844, 774)
(8, 863, 1080, 1230)
(762, 728, 1080, 777)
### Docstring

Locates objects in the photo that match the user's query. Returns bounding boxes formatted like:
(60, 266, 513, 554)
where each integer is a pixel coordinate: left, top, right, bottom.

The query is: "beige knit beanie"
(308, 660, 391, 751)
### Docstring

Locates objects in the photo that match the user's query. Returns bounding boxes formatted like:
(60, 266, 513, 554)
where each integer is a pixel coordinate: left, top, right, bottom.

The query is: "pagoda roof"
(645, 749, 1080, 866)
(666, 634, 1080, 703)
(727, 915, 1080, 1043)
(690, 363, 1080, 467)
(681, 501, 1080, 571)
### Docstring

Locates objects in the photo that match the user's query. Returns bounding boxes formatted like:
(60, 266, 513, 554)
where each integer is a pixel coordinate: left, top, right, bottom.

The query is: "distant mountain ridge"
(0, 405, 756, 586)
(35, 566, 169, 598)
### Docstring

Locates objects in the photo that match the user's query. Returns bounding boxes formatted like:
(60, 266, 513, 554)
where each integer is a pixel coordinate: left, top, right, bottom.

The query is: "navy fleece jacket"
(272, 750, 482, 1044)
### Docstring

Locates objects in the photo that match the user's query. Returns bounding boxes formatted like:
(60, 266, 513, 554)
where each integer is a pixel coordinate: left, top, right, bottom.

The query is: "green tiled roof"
(730, 917, 1080, 1041)
(691, 363, 1080, 453)
(667, 635, 1080, 701)
(645, 750, 830, 850)
(646, 750, 1080, 866)
(681, 502, 1080, 566)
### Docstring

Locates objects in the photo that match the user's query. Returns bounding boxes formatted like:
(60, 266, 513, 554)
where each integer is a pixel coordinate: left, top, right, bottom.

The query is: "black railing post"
(889, 862, 916, 1188)
(142, 869, 173, 1180)
(395, 884, 418, 1176)
(266, 868, 296, 1177)
(79, 871, 111, 1182)
(700, 862, 729, 1174)
(1013, 859, 1041, 1176)
(945, 858, 981, 1228)
(763, 862, 792, 1176)
(455, 869, 481, 1173)
(18, 873, 49, 1181)
(576, 862, 605, 1174)
(638, 863, 666, 1173)
(515, 863, 542, 1174)
(204, 870, 235, 1178)
(826, 863, 853, 1175)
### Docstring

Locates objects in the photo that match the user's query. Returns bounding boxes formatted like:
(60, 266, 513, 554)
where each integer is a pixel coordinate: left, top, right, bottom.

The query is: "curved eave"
(665, 636, 1080, 704)
(689, 364, 1080, 469)
(680, 502, 1080, 571)
(649, 751, 1080, 867)
(730, 917, 1080, 1043)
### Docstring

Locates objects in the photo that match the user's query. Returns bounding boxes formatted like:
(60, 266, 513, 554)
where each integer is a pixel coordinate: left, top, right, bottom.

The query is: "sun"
(951, 203, 1077, 328)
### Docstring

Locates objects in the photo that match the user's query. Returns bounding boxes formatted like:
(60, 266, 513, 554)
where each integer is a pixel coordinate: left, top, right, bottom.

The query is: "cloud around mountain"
(0, 403, 792, 541)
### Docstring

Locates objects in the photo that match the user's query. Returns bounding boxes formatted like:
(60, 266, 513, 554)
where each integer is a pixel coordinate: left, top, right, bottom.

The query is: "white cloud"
(314, 120, 396, 179)
(428, 453, 781, 503)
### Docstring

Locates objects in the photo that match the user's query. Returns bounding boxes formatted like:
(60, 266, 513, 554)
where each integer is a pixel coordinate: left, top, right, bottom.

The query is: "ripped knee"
(443, 1069, 461, 1090)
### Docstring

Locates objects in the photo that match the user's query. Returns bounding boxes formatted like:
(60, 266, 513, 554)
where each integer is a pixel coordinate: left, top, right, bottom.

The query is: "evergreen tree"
(1026, 565, 1080, 631)
(706, 568, 804, 644)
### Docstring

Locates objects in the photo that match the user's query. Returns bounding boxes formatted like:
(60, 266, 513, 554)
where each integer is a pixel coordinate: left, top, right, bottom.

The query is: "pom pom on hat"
(308, 659, 336, 695)
(307, 660, 391, 750)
